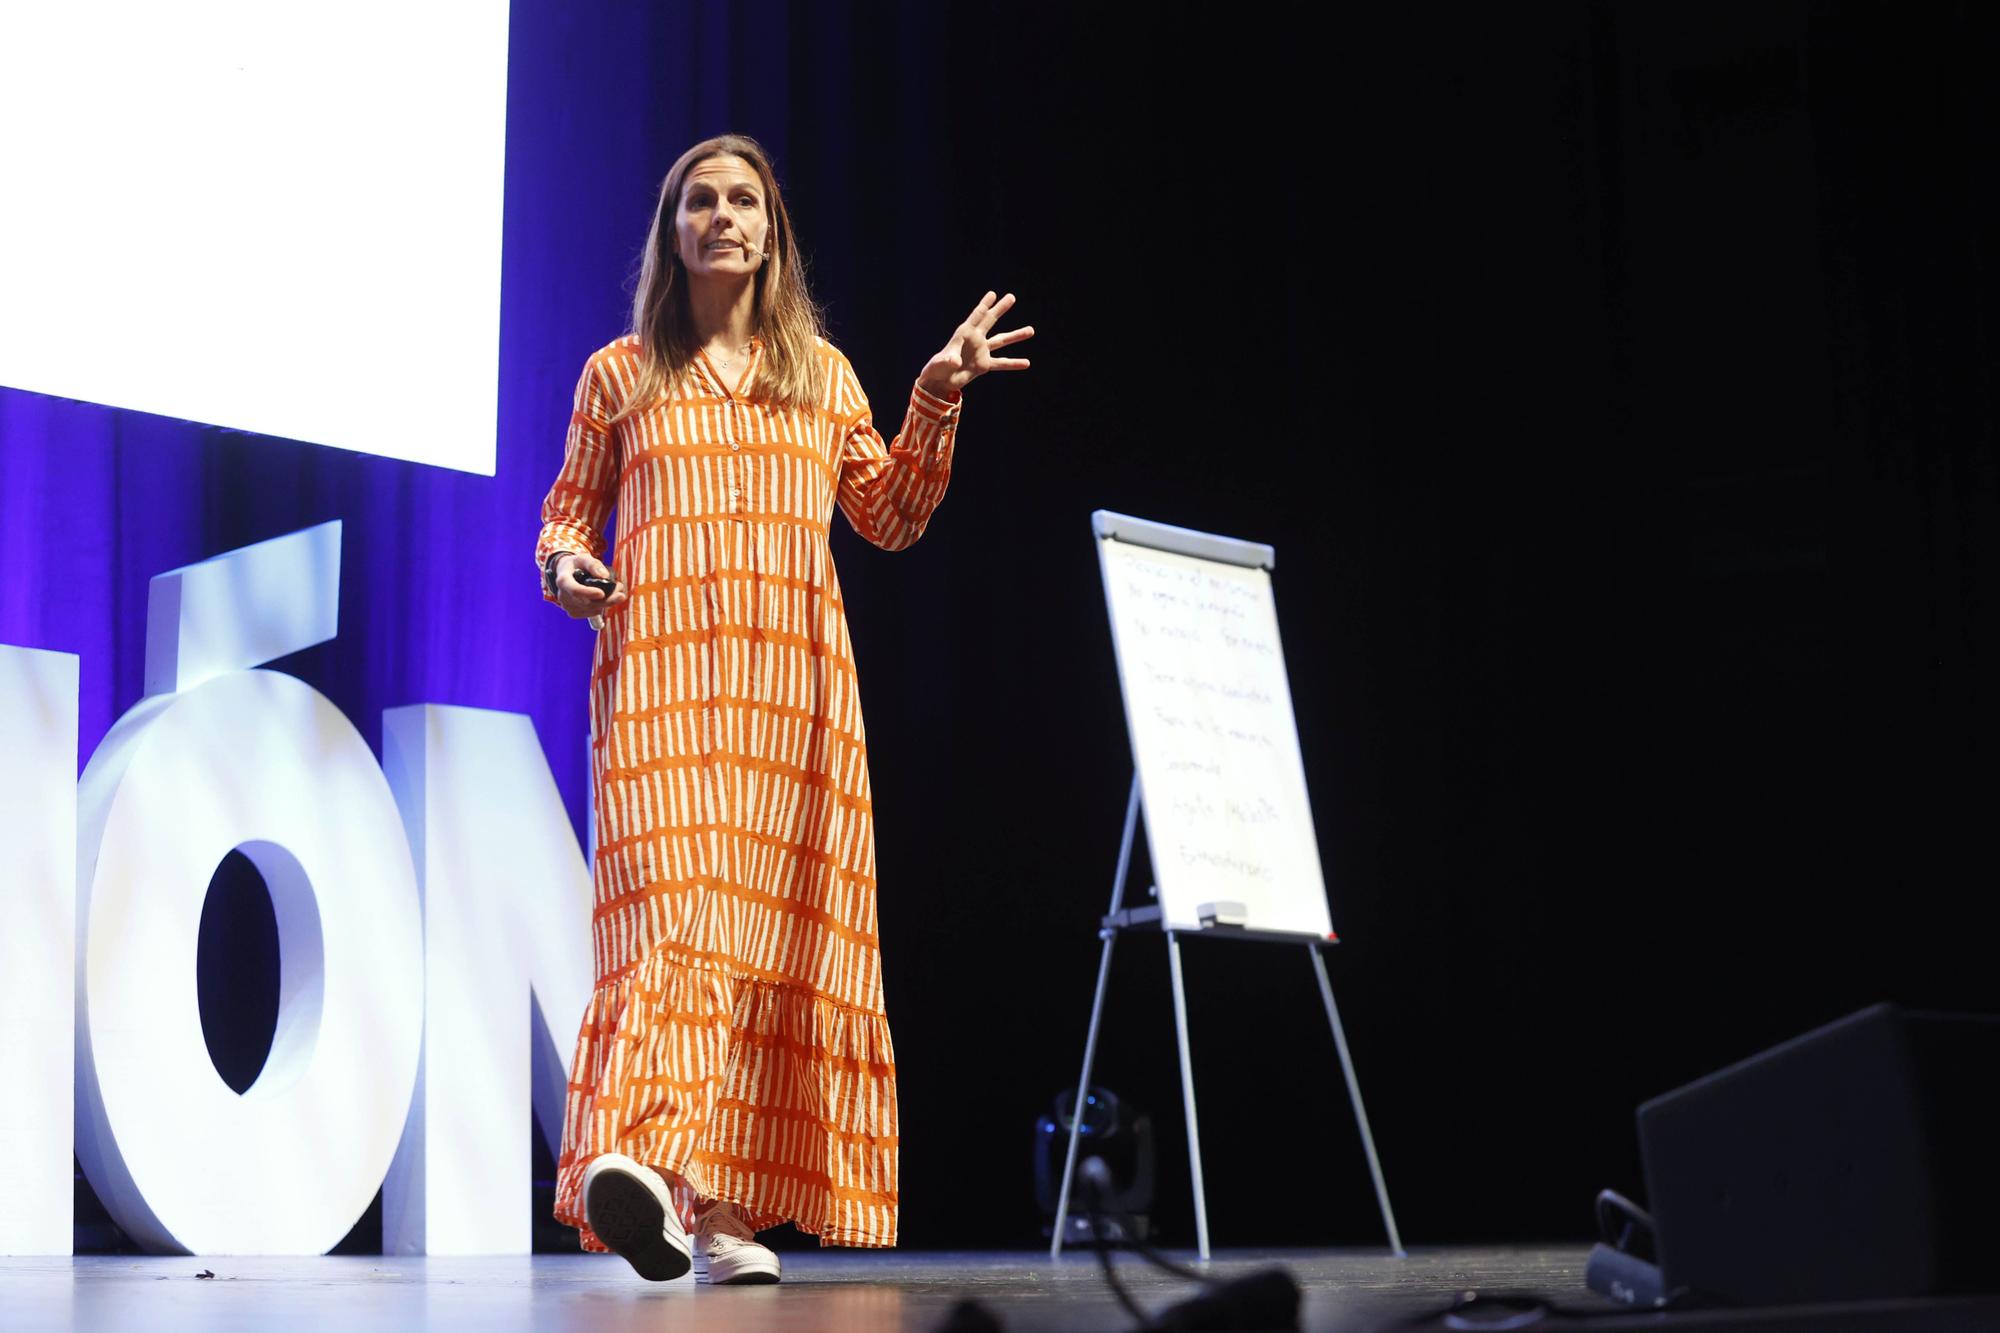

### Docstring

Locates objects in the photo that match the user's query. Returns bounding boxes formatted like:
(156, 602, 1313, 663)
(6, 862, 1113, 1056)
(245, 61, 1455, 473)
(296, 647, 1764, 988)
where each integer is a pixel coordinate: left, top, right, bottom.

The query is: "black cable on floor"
(1081, 1155, 1304, 1332)
(1082, 1158, 1161, 1329)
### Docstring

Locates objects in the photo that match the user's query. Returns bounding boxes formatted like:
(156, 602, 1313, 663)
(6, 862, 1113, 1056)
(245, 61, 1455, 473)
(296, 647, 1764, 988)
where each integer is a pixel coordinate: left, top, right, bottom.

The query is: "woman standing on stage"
(535, 134, 1031, 1285)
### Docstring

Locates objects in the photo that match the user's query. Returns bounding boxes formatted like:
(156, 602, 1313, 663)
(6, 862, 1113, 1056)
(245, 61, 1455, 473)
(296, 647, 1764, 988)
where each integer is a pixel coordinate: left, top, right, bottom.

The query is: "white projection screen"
(0, 2, 509, 475)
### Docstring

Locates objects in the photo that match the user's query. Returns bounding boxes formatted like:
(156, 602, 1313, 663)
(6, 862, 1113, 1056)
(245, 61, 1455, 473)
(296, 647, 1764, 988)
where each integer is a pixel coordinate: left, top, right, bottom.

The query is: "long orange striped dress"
(535, 333, 959, 1251)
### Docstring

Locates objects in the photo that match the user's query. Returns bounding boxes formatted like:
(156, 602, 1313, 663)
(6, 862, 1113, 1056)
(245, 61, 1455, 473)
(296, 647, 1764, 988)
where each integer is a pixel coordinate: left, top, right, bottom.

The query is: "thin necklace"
(710, 337, 755, 374)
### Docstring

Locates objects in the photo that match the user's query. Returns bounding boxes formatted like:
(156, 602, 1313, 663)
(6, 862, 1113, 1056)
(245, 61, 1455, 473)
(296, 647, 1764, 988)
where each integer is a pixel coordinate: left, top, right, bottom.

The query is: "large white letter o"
(75, 668, 423, 1254)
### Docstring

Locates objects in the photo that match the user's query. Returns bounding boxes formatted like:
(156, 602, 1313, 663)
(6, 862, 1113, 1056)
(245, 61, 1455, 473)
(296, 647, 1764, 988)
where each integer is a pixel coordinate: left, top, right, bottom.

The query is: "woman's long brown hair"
(612, 134, 827, 424)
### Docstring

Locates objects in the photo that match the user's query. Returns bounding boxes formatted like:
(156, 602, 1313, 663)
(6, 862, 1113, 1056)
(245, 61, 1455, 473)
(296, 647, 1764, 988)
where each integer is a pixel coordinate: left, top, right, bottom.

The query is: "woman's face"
(674, 155, 771, 279)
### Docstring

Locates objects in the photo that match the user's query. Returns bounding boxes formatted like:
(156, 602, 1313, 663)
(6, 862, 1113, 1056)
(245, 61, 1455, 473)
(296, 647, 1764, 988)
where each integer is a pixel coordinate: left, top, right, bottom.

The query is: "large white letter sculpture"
(0, 512, 600, 1248)
(380, 705, 592, 1254)
(76, 524, 425, 1253)
(0, 646, 79, 1254)
(0, 521, 593, 1255)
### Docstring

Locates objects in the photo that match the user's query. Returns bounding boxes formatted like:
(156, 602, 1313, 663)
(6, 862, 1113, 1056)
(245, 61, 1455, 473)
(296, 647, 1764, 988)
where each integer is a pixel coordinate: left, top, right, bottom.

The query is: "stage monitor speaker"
(1639, 1003, 2000, 1307)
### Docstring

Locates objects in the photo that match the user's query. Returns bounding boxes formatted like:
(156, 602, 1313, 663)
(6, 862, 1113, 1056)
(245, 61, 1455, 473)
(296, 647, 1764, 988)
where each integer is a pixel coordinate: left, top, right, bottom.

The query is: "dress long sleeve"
(835, 362, 962, 552)
(534, 356, 622, 600)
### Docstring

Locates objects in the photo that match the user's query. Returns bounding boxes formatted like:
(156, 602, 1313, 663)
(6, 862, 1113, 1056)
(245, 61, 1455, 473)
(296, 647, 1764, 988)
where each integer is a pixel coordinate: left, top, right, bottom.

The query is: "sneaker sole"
(696, 1254, 782, 1285)
(583, 1162, 691, 1282)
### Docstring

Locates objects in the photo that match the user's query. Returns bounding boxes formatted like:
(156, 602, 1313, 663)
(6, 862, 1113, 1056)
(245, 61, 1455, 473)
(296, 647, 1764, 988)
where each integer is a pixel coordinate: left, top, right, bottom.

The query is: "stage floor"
(4, 1245, 1607, 1331)
(12, 1245, 2000, 1332)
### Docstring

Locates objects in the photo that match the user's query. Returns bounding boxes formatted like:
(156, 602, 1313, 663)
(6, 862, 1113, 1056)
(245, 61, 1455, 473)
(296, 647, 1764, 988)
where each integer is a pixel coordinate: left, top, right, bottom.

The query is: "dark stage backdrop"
(3, 1, 1995, 1251)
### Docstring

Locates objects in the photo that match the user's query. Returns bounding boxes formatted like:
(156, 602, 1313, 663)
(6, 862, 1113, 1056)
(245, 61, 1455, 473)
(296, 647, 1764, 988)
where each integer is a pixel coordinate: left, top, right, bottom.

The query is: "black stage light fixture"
(1034, 1085, 1155, 1245)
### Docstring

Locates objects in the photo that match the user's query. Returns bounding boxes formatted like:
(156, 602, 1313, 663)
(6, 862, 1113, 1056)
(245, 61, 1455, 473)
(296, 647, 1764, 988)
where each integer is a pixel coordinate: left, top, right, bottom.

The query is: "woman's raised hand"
(553, 552, 628, 621)
(917, 292, 1033, 398)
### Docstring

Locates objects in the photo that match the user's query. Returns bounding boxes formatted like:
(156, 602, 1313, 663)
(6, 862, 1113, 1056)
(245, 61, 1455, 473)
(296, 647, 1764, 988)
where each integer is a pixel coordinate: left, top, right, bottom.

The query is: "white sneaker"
(581, 1153, 692, 1281)
(692, 1200, 781, 1285)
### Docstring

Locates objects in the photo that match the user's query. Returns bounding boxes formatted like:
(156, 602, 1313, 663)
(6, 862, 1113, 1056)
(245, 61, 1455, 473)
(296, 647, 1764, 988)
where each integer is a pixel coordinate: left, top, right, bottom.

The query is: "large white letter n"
(380, 705, 593, 1255)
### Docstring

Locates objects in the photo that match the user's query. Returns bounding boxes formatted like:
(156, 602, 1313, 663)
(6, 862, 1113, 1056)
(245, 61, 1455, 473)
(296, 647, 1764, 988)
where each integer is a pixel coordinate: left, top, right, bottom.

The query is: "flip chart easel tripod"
(1048, 512, 1408, 1264)
(1046, 778, 1405, 1260)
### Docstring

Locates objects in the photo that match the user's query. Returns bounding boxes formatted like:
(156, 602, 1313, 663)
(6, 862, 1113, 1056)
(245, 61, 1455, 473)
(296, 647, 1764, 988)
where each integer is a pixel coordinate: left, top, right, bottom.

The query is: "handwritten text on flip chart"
(1099, 540, 1331, 936)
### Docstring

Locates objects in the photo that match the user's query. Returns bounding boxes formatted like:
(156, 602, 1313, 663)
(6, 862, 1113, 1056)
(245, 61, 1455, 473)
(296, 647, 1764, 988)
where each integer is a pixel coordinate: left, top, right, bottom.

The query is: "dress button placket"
(729, 399, 744, 509)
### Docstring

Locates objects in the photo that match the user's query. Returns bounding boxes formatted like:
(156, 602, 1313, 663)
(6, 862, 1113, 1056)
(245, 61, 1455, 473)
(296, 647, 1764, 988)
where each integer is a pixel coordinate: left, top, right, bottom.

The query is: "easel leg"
(1051, 776, 1144, 1259)
(1049, 929, 1117, 1259)
(1310, 945, 1407, 1257)
(1169, 931, 1212, 1261)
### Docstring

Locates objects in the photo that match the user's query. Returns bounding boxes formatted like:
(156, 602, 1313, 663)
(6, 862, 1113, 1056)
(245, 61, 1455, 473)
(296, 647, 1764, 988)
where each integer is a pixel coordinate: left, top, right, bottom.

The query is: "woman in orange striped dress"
(535, 134, 1031, 1285)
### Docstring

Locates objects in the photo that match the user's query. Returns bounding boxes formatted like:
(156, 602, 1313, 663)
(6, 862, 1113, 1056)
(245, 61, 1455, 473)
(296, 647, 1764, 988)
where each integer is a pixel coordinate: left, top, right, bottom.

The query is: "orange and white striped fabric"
(535, 334, 959, 1251)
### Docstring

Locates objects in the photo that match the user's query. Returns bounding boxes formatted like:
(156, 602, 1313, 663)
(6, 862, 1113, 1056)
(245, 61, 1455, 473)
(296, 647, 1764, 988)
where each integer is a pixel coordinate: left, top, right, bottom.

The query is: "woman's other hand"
(553, 552, 628, 620)
(917, 291, 1033, 398)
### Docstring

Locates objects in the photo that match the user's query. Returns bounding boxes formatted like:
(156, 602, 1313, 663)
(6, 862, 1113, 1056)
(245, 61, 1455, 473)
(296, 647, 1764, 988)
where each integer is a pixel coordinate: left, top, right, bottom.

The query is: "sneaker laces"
(696, 1200, 757, 1244)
